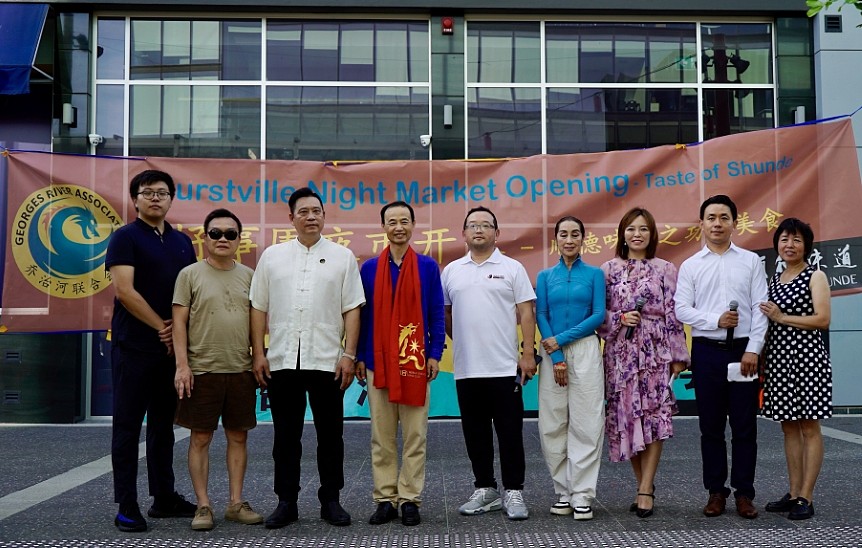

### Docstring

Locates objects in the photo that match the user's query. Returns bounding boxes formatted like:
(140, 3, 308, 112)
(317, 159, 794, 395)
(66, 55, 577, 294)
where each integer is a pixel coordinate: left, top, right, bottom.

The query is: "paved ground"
(1, 416, 861, 547)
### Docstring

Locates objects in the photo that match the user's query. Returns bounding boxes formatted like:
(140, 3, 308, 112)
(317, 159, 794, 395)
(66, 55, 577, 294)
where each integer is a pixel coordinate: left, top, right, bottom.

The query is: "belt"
(692, 336, 749, 349)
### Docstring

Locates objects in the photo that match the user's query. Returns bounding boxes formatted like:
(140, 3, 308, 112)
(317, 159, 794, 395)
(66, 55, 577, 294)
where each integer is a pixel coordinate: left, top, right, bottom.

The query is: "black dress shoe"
(265, 501, 298, 529)
(321, 501, 351, 526)
(765, 493, 796, 512)
(787, 497, 815, 520)
(401, 502, 421, 526)
(368, 501, 398, 525)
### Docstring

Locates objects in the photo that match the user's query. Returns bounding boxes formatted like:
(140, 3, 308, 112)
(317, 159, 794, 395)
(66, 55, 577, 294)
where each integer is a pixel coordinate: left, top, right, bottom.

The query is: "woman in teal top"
(536, 215, 606, 521)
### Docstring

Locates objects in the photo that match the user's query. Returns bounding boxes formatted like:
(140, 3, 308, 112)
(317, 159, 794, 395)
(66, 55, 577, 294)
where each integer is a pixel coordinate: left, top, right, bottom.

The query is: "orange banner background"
(3, 119, 860, 333)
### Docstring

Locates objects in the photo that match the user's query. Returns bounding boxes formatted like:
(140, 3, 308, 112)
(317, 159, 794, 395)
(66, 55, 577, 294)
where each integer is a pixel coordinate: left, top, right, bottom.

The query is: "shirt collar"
(134, 217, 172, 233)
(557, 255, 583, 268)
(696, 241, 741, 258)
(458, 247, 503, 265)
(291, 236, 325, 251)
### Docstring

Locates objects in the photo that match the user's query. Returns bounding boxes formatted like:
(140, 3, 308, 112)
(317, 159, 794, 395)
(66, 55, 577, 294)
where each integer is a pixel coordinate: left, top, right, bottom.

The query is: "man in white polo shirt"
(441, 206, 537, 521)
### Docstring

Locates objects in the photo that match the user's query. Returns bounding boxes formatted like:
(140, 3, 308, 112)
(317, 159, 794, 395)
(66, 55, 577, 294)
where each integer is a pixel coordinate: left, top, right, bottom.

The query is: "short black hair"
(773, 217, 814, 257)
(380, 201, 415, 224)
(463, 206, 498, 230)
(699, 194, 738, 222)
(204, 208, 242, 233)
(130, 170, 175, 199)
(288, 187, 324, 214)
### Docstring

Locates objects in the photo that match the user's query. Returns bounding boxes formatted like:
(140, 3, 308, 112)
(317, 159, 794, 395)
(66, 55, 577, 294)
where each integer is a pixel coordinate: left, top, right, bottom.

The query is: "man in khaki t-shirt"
(172, 208, 260, 531)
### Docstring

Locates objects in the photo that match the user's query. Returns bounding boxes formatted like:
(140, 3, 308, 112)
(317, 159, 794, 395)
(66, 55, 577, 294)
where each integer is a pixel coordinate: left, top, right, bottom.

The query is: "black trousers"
(268, 368, 345, 504)
(456, 376, 525, 491)
(691, 339, 759, 500)
(111, 345, 178, 506)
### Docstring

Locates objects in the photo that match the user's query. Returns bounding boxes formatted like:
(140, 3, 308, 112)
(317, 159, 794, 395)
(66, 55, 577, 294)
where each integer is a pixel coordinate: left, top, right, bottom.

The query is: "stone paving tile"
(1, 417, 860, 546)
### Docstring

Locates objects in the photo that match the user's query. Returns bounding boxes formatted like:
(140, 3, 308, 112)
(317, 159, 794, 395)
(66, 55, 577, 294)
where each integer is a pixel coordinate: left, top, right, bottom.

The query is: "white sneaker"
(503, 489, 529, 520)
(573, 505, 594, 520)
(550, 495, 573, 515)
(458, 487, 502, 515)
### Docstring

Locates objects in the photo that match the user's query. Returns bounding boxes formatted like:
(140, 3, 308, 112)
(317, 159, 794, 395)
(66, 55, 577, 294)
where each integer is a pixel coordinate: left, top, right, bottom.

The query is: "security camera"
(419, 134, 432, 148)
(88, 133, 104, 146)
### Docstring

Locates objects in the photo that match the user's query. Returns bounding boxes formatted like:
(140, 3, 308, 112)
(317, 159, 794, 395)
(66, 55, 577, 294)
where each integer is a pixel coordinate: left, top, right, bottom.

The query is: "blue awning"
(0, 4, 49, 95)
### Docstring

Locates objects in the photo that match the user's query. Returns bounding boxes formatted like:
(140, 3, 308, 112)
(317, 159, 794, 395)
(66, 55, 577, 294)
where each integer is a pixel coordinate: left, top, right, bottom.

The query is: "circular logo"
(11, 184, 122, 299)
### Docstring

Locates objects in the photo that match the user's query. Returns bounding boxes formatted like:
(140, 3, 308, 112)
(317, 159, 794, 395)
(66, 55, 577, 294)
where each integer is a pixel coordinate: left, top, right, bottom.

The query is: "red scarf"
(373, 246, 427, 406)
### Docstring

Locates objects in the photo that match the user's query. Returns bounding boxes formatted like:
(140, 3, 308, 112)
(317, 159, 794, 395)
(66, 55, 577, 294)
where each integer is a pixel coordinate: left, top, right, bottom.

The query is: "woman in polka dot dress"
(759, 218, 832, 521)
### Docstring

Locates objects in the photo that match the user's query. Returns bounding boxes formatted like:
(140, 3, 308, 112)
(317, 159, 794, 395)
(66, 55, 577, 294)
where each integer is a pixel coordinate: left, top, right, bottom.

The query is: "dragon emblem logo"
(11, 184, 122, 299)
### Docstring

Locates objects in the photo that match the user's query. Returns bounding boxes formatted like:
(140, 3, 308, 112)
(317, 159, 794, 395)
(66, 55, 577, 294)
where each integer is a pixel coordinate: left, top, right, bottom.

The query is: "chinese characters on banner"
(3, 118, 862, 333)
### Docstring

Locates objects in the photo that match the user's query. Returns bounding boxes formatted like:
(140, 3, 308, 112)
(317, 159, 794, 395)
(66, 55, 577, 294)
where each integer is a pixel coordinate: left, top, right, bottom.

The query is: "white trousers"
(538, 335, 605, 507)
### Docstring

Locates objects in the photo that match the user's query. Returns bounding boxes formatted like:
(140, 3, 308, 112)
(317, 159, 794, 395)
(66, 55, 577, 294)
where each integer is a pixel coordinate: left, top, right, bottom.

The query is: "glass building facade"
(87, 16, 810, 162)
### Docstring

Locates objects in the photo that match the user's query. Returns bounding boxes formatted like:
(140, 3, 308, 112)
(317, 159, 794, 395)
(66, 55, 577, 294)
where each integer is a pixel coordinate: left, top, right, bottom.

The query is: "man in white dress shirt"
(674, 194, 768, 520)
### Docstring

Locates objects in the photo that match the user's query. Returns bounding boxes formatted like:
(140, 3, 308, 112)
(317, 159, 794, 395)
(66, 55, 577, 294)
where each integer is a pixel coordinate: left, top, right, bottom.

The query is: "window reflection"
(129, 85, 260, 158)
(95, 84, 124, 155)
(130, 19, 261, 80)
(96, 18, 125, 80)
(467, 22, 540, 83)
(545, 23, 697, 84)
(467, 88, 541, 158)
(546, 88, 698, 153)
(701, 23, 772, 84)
(266, 86, 429, 161)
(266, 21, 428, 82)
(703, 88, 774, 140)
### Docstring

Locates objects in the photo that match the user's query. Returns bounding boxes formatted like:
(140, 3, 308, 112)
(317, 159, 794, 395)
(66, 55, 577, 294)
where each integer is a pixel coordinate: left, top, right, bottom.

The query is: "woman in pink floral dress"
(598, 208, 689, 518)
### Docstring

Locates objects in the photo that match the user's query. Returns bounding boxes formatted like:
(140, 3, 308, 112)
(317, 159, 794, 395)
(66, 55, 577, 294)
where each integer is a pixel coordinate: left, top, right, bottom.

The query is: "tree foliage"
(806, 0, 862, 18)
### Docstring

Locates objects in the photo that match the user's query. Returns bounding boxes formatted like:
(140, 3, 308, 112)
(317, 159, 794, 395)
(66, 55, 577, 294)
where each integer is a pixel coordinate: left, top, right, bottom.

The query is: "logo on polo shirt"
(11, 184, 122, 299)
(487, 274, 505, 279)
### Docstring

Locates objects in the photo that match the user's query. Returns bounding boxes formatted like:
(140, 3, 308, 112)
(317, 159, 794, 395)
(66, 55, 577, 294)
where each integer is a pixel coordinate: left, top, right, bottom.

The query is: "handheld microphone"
(726, 300, 739, 344)
(625, 297, 647, 340)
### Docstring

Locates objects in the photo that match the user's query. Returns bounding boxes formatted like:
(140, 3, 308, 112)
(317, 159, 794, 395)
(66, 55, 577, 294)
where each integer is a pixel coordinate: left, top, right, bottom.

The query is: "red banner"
(3, 118, 861, 333)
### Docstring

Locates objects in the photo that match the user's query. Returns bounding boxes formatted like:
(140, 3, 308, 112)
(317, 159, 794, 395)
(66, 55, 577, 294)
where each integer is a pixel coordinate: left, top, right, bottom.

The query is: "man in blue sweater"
(356, 201, 445, 527)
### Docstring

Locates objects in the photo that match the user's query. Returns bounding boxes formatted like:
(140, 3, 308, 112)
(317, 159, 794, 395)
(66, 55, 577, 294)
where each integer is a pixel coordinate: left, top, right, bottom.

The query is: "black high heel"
(630, 484, 655, 512)
(635, 493, 655, 518)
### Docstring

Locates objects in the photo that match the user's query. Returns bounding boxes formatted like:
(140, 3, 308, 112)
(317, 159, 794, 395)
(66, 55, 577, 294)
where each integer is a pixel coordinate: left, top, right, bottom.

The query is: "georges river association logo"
(11, 184, 122, 298)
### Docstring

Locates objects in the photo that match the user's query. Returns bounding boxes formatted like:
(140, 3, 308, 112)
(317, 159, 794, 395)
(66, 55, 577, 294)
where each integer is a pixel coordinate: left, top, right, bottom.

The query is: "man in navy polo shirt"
(106, 169, 197, 532)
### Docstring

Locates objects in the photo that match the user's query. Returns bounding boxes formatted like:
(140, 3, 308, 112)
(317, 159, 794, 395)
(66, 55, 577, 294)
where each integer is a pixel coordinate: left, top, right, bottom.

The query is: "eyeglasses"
(207, 228, 239, 241)
(466, 223, 496, 232)
(137, 190, 171, 200)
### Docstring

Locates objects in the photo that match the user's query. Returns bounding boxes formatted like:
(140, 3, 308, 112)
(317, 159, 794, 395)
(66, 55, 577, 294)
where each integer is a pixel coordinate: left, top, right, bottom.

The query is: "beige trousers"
(538, 335, 605, 508)
(367, 369, 431, 505)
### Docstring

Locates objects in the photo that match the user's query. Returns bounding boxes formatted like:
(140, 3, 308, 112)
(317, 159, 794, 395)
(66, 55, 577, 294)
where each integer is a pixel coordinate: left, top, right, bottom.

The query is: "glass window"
(703, 88, 774, 140)
(545, 23, 696, 84)
(130, 20, 162, 80)
(467, 87, 541, 158)
(546, 87, 697, 153)
(130, 85, 260, 158)
(96, 18, 125, 80)
(266, 21, 428, 82)
(130, 19, 261, 80)
(95, 84, 124, 155)
(701, 23, 772, 84)
(467, 22, 540, 83)
(266, 86, 429, 161)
